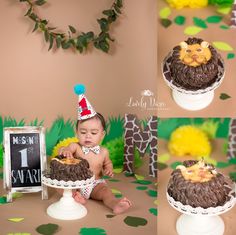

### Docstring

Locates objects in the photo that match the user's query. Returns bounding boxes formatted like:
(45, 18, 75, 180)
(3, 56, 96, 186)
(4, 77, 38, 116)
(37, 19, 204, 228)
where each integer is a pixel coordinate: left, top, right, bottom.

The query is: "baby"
(59, 113, 132, 214)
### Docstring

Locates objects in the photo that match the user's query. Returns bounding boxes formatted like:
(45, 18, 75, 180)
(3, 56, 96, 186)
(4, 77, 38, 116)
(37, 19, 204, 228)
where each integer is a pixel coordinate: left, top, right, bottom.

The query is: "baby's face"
(76, 118, 105, 148)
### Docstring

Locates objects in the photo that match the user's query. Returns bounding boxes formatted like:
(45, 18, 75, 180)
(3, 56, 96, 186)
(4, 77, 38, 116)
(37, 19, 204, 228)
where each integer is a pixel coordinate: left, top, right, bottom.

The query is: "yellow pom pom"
(168, 125, 211, 158)
(166, 0, 208, 9)
(51, 137, 79, 158)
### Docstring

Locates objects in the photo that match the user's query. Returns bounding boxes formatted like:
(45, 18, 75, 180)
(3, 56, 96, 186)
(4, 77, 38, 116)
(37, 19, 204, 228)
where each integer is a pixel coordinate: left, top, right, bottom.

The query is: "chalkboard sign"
(3, 127, 48, 202)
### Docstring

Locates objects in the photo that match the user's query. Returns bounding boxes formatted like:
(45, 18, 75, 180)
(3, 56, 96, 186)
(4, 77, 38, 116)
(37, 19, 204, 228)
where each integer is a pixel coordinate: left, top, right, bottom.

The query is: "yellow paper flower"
(166, 0, 208, 9)
(168, 125, 211, 157)
(51, 137, 79, 158)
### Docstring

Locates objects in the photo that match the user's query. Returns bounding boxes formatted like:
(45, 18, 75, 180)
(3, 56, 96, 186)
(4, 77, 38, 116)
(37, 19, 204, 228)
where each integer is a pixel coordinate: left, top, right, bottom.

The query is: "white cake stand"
(162, 52, 225, 111)
(167, 192, 236, 235)
(42, 175, 95, 220)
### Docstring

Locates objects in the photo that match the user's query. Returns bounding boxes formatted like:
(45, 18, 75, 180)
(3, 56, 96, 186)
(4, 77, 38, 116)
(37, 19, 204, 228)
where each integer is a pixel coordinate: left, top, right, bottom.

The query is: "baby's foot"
(72, 191, 86, 205)
(113, 197, 132, 214)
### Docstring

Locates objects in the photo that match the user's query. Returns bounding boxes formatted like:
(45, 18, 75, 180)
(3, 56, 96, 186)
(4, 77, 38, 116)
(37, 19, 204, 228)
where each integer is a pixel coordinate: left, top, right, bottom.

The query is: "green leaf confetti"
(149, 208, 157, 216)
(193, 17, 207, 28)
(206, 16, 223, 23)
(227, 53, 235, 59)
(184, 26, 203, 35)
(147, 190, 157, 197)
(229, 172, 236, 182)
(36, 223, 59, 235)
(220, 93, 231, 100)
(159, 153, 170, 163)
(212, 41, 233, 51)
(220, 25, 230, 30)
(216, 161, 231, 168)
(136, 186, 148, 190)
(170, 161, 182, 170)
(159, 7, 171, 19)
(79, 227, 107, 235)
(174, 16, 186, 25)
(161, 18, 172, 28)
(132, 180, 153, 185)
(8, 218, 24, 222)
(124, 216, 148, 227)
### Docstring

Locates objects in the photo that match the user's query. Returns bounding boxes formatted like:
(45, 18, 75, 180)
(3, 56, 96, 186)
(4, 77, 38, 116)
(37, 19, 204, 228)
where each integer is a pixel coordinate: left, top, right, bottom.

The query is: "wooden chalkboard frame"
(3, 126, 48, 202)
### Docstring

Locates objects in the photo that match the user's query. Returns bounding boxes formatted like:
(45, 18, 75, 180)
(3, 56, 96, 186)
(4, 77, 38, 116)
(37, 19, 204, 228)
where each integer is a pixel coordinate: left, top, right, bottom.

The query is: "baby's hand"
(59, 148, 73, 158)
(104, 169, 114, 177)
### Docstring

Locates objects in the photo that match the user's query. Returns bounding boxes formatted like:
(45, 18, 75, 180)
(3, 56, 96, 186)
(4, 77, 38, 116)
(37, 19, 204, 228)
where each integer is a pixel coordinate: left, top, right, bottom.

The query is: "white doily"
(162, 51, 225, 95)
(166, 191, 236, 216)
(42, 175, 95, 189)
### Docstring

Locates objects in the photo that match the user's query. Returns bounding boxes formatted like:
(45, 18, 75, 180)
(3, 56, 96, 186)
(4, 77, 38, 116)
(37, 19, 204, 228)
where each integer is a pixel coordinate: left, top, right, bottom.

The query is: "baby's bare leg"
(90, 183, 131, 214)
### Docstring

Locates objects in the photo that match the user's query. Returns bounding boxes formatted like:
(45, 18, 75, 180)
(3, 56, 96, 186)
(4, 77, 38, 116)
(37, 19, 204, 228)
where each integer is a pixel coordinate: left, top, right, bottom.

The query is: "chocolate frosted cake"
(50, 155, 93, 181)
(169, 37, 222, 90)
(167, 160, 234, 208)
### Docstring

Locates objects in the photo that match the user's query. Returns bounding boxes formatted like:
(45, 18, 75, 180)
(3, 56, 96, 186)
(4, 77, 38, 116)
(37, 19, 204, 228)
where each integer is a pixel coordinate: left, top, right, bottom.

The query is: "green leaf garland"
(19, 0, 123, 53)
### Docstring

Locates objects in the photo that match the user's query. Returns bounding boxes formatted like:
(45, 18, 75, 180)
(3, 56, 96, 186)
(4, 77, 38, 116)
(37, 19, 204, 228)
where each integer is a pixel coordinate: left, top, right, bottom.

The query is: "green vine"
(19, 0, 123, 53)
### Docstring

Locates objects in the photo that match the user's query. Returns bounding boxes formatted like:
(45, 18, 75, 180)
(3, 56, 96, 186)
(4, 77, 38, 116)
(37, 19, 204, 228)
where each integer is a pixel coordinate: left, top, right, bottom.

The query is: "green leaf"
(229, 172, 236, 182)
(220, 93, 231, 100)
(149, 208, 157, 216)
(132, 180, 152, 185)
(106, 214, 116, 218)
(61, 40, 71, 50)
(97, 18, 109, 32)
(170, 161, 182, 170)
(212, 41, 233, 51)
(32, 22, 39, 32)
(108, 179, 120, 182)
(147, 190, 157, 197)
(136, 186, 148, 190)
(124, 216, 148, 227)
(56, 36, 61, 48)
(158, 153, 170, 163)
(103, 10, 114, 17)
(159, 7, 171, 19)
(114, 5, 121, 14)
(229, 158, 236, 164)
(0, 196, 7, 204)
(48, 34, 54, 51)
(193, 17, 207, 28)
(157, 162, 168, 170)
(29, 13, 37, 21)
(8, 218, 24, 222)
(217, 6, 231, 15)
(174, 15, 186, 25)
(227, 53, 235, 59)
(24, 7, 32, 16)
(220, 25, 230, 30)
(206, 15, 223, 23)
(116, 0, 123, 8)
(69, 25, 76, 34)
(79, 227, 107, 235)
(36, 223, 59, 235)
(160, 18, 172, 28)
(184, 26, 203, 35)
(216, 161, 231, 168)
(35, 0, 46, 6)
(44, 31, 49, 42)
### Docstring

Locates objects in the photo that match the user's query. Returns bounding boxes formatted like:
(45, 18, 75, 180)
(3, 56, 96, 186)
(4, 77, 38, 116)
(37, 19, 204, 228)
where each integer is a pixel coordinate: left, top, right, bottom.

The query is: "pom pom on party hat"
(74, 84, 96, 120)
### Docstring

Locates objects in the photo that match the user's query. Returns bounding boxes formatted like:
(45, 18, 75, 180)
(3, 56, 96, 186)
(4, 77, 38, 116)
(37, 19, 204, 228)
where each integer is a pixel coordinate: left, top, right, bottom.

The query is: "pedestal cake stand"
(167, 191, 235, 235)
(42, 175, 95, 220)
(162, 52, 225, 111)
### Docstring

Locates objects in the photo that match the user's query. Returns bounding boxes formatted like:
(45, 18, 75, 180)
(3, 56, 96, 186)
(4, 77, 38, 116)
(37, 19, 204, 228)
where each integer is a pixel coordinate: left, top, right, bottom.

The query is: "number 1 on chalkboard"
(19, 148, 29, 168)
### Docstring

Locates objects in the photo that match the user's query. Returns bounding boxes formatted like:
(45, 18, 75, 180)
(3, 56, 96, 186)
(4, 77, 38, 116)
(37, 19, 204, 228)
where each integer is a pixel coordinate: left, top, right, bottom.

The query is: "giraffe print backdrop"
(227, 118, 236, 159)
(231, 1, 236, 27)
(124, 114, 157, 177)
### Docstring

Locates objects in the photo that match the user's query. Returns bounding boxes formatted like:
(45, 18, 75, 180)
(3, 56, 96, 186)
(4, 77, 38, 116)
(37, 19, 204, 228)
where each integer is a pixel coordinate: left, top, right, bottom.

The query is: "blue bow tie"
(82, 145, 100, 155)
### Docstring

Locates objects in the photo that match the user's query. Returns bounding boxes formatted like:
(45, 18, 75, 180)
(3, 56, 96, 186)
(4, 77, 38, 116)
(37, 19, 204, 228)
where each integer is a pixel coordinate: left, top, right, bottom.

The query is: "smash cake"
(163, 37, 224, 91)
(50, 155, 93, 181)
(167, 160, 235, 209)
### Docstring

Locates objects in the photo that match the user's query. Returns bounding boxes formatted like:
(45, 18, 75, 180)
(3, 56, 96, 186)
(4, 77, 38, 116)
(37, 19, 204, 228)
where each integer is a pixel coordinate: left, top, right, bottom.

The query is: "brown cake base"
(167, 160, 234, 209)
(50, 155, 93, 181)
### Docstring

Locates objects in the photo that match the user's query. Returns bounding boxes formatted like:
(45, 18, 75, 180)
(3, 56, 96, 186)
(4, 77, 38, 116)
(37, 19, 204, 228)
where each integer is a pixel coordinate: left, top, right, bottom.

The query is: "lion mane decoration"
(169, 37, 221, 90)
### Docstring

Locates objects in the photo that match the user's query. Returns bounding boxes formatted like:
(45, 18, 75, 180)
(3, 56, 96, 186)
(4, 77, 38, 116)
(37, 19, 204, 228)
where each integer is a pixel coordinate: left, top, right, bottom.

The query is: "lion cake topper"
(179, 40, 212, 67)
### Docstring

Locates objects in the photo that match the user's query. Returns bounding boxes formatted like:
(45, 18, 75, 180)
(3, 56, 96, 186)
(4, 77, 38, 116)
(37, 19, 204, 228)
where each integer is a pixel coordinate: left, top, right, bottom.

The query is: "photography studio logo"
(126, 89, 168, 111)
